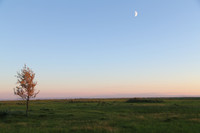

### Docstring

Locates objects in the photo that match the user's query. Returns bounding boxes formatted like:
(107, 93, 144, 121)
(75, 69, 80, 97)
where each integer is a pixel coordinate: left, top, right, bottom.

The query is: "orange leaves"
(14, 64, 39, 100)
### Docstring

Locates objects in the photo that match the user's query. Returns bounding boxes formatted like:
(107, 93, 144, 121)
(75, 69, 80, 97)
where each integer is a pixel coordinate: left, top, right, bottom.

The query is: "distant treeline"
(126, 98, 164, 103)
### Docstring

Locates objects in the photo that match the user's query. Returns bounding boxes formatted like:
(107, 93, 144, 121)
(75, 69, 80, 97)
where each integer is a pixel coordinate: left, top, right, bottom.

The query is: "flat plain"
(1, 98, 200, 133)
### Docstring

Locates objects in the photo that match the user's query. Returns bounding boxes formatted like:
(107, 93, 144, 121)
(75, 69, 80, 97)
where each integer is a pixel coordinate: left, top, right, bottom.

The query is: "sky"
(0, 0, 200, 100)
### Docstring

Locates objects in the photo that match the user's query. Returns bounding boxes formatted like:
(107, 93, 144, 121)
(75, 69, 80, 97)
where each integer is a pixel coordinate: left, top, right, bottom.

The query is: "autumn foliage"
(14, 65, 39, 116)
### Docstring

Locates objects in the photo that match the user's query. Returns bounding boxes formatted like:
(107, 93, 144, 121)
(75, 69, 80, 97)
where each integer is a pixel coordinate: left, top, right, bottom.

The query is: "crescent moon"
(134, 11, 138, 17)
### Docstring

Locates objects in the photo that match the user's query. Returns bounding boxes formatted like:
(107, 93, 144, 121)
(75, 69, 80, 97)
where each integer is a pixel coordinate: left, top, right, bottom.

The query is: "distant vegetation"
(126, 98, 164, 103)
(1, 98, 200, 133)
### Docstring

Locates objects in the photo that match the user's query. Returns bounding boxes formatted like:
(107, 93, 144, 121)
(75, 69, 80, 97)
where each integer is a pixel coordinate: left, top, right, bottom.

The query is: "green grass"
(1, 98, 200, 133)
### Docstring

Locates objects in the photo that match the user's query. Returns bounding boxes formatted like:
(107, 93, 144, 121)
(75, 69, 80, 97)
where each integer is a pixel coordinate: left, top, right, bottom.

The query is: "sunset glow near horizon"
(0, 0, 200, 100)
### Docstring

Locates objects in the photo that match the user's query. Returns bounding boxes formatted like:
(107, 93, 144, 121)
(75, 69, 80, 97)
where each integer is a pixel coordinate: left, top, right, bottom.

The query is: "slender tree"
(14, 65, 39, 116)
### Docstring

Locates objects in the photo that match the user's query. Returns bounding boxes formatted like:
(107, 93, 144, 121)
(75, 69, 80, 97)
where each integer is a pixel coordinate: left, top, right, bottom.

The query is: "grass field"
(1, 98, 200, 133)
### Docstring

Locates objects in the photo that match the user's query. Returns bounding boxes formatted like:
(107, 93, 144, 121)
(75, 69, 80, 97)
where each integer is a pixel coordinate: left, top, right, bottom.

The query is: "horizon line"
(1, 95, 200, 101)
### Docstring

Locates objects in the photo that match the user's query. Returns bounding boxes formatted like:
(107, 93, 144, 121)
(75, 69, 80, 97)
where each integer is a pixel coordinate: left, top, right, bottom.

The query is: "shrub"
(0, 110, 10, 117)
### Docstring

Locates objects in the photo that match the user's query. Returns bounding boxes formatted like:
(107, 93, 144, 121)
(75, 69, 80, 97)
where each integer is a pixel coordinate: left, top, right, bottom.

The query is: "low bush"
(0, 110, 10, 117)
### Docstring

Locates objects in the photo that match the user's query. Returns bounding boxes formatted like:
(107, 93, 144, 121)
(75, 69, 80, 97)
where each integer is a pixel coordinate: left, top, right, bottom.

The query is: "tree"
(14, 65, 39, 116)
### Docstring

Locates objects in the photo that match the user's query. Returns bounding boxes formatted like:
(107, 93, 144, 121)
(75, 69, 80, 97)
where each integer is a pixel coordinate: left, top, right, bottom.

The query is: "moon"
(134, 11, 138, 17)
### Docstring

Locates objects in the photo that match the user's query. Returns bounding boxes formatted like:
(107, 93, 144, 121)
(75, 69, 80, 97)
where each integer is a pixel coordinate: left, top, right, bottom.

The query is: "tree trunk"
(26, 98, 29, 116)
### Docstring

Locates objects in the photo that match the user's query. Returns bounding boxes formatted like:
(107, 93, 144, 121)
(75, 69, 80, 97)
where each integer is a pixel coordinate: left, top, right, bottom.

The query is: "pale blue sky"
(0, 0, 200, 99)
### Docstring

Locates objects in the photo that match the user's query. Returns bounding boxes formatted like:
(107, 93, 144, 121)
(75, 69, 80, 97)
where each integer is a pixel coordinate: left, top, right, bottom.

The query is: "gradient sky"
(0, 0, 200, 99)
